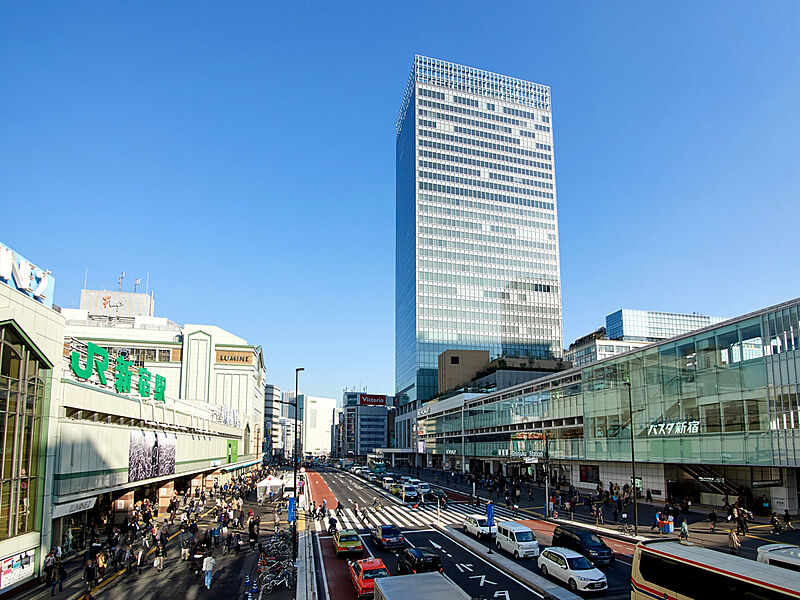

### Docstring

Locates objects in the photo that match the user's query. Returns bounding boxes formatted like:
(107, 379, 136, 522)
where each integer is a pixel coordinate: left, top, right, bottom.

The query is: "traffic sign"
(288, 497, 297, 523)
(486, 502, 495, 528)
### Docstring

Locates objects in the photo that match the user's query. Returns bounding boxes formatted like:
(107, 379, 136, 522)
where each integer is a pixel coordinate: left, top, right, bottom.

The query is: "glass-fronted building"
(395, 56, 563, 406)
(606, 309, 726, 343)
(415, 298, 800, 514)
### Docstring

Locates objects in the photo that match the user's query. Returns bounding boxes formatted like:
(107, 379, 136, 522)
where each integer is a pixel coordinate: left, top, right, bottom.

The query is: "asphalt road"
(313, 466, 632, 599)
(403, 466, 800, 560)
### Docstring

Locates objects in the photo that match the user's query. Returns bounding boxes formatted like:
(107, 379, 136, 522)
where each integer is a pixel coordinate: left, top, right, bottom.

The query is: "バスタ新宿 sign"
(70, 342, 167, 403)
(0, 242, 55, 309)
(647, 419, 700, 436)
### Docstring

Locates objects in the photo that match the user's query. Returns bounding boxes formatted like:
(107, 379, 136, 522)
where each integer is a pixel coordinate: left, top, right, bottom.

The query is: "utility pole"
(293, 367, 304, 561)
(118, 271, 125, 292)
(544, 430, 550, 518)
(624, 381, 639, 537)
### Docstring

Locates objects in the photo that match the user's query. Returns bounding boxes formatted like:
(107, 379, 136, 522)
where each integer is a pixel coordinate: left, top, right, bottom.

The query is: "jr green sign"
(71, 342, 166, 402)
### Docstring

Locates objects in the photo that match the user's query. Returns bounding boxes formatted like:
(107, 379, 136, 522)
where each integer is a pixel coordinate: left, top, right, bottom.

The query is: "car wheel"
(539, 564, 548, 577)
(513, 551, 519, 559)
(568, 579, 578, 592)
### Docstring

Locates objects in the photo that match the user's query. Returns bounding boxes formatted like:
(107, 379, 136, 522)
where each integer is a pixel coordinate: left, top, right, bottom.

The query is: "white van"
(415, 481, 431, 495)
(495, 521, 539, 559)
(756, 543, 800, 571)
(382, 476, 395, 490)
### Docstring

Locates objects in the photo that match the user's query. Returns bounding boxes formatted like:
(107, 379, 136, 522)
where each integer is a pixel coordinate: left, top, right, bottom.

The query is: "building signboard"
(647, 419, 700, 436)
(52, 497, 97, 519)
(0, 242, 55, 309)
(445, 449, 458, 455)
(216, 350, 252, 365)
(510, 432, 544, 440)
(359, 394, 387, 406)
(70, 342, 167, 403)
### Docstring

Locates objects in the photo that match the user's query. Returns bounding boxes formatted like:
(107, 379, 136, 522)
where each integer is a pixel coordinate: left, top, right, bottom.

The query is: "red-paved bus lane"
(315, 532, 361, 600)
(306, 468, 340, 507)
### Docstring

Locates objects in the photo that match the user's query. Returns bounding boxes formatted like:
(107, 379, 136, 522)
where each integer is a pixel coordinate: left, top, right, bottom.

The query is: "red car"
(348, 558, 391, 598)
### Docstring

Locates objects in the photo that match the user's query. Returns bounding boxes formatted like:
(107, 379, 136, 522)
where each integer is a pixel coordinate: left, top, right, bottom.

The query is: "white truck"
(374, 572, 469, 600)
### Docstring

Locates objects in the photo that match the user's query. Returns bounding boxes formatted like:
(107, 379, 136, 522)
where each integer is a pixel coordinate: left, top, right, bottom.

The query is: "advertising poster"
(129, 431, 176, 483)
(0, 550, 35, 590)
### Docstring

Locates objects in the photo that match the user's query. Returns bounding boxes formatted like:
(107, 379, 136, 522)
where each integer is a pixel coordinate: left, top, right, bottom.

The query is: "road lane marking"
(315, 533, 331, 600)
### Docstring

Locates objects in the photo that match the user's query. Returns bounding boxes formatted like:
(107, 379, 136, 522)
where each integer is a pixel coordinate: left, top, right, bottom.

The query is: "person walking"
(708, 509, 718, 533)
(680, 519, 689, 540)
(728, 528, 741, 555)
(82, 559, 97, 592)
(50, 561, 66, 597)
(44, 549, 56, 586)
(154, 543, 165, 571)
(784, 509, 795, 531)
(274, 513, 280, 533)
(202, 553, 216, 590)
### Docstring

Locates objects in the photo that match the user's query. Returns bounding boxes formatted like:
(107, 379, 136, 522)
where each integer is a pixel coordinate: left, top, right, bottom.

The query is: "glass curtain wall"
(583, 316, 771, 465)
(0, 324, 48, 540)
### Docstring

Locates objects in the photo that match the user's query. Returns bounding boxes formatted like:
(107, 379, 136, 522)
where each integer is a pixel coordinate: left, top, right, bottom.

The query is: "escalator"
(679, 464, 739, 497)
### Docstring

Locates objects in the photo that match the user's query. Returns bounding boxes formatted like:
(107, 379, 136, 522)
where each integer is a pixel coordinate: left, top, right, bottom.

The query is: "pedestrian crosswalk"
(310, 499, 524, 533)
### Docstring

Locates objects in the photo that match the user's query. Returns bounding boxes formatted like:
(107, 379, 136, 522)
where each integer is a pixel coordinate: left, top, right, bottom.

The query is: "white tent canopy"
(256, 476, 285, 501)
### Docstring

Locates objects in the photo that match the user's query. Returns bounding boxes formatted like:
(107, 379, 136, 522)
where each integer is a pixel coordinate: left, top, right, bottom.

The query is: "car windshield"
(404, 486, 415, 491)
(577, 533, 604, 546)
(362, 568, 390, 579)
(383, 527, 401, 536)
(516, 531, 534, 542)
(567, 556, 594, 570)
(339, 535, 359, 543)
(476, 518, 488, 527)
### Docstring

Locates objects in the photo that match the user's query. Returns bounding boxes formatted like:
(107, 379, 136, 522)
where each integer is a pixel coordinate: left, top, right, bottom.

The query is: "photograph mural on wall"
(129, 431, 176, 482)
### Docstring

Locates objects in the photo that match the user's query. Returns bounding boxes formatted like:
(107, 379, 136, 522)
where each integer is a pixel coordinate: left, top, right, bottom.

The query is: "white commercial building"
(298, 395, 336, 457)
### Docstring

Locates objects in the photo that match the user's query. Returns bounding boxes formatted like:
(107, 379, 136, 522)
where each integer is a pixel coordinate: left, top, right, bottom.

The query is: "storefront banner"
(52, 497, 97, 519)
(129, 431, 176, 483)
(0, 549, 35, 590)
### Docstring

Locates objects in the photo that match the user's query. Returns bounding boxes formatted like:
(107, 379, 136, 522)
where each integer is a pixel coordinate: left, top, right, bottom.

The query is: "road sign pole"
(486, 501, 494, 554)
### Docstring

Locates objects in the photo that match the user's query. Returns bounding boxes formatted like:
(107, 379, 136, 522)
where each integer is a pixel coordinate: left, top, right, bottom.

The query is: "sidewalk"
(403, 466, 775, 532)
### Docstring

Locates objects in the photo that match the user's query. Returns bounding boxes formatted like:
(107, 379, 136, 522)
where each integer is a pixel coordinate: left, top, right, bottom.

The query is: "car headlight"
(588, 550, 598, 555)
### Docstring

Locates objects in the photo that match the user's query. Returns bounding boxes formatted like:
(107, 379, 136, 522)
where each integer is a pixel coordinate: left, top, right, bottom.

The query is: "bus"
(757, 543, 800, 572)
(631, 539, 800, 600)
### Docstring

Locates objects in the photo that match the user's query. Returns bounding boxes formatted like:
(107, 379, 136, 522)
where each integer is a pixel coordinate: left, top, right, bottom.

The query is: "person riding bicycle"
(372, 497, 382, 510)
(771, 512, 784, 534)
(327, 516, 338, 535)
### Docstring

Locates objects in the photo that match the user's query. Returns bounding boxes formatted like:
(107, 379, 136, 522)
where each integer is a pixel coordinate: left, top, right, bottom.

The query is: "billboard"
(129, 431, 176, 482)
(359, 394, 387, 406)
(0, 242, 55, 309)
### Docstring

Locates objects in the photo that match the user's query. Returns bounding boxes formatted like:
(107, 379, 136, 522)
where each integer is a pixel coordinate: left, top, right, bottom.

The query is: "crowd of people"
(41, 467, 277, 596)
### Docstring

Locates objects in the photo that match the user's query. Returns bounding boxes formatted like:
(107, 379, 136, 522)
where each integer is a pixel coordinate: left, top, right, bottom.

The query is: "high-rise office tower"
(396, 56, 563, 405)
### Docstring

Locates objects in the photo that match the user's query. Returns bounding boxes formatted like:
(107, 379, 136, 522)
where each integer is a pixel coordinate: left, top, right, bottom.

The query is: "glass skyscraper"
(396, 56, 563, 405)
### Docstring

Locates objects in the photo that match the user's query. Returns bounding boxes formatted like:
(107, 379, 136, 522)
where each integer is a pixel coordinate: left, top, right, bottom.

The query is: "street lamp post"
(293, 367, 304, 561)
(624, 381, 639, 537)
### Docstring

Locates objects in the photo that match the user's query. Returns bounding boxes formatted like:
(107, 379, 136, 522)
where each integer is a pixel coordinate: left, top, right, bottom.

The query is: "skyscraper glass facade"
(606, 309, 727, 343)
(396, 56, 563, 405)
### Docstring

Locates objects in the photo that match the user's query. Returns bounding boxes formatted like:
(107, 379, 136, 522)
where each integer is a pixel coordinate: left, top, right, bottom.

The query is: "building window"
(0, 324, 48, 540)
(450, 356, 460, 365)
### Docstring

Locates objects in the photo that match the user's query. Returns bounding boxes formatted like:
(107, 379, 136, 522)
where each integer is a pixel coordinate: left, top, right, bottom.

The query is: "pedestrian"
(155, 543, 165, 571)
(728, 528, 741, 555)
(82, 559, 97, 591)
(44, 549, 56, 586)
(202, 553, 216, 590)
(180, 532, 191, 560)
(651, 511, 661, 531)
(51, 561, 66, 597)
(274, 513, 280, 533)
(136, 547, 146, 575)
(708, 509, 717, 533)
(680, 519, 689, 540)
(784, 509, 795, 531)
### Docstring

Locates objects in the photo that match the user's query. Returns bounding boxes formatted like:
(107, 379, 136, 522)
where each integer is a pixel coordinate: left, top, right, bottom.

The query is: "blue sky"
(2, 2, 799, 401)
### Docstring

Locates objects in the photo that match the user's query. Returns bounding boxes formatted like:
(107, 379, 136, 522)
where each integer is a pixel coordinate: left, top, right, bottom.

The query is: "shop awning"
(220, 458, 262, 473)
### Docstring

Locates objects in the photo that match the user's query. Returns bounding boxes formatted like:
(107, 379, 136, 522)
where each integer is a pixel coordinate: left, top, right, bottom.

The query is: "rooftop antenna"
(145, 272, 150, 295)
(84, 267, 88, 290)
(134, 278, 141, 293)
(118, 271, 125, 292)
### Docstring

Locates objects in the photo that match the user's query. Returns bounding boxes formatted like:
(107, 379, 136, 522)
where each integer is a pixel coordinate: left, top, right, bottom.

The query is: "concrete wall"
(438, 350, 490, 393)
